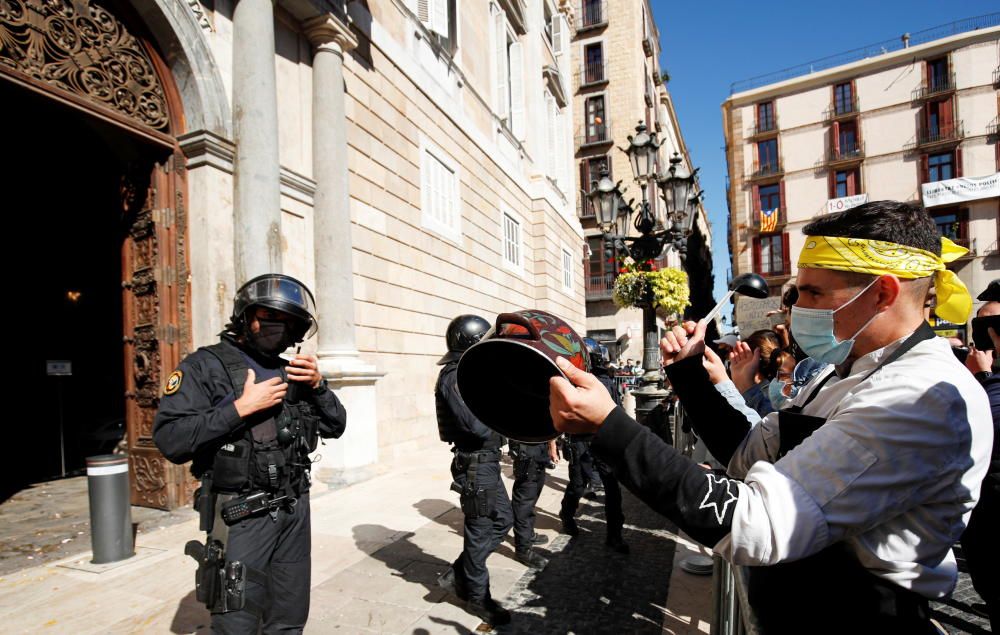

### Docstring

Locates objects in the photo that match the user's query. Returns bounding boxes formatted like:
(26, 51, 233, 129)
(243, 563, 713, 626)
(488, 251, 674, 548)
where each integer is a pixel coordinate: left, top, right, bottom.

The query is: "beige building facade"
(723, 20, 1000, 337)
(573, 0, 712, 361)
(3, 0, 583, 507)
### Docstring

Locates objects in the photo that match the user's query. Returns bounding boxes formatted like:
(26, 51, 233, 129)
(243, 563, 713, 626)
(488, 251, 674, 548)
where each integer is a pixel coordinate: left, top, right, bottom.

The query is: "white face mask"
(790, 278, 881, 365)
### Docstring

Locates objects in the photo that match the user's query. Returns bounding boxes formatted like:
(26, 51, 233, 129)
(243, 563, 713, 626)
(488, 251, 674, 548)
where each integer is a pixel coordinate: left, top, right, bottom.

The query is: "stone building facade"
(3, 0, 583, 507)
(572, 0, 713, 361)
(722, 18, 999, 337)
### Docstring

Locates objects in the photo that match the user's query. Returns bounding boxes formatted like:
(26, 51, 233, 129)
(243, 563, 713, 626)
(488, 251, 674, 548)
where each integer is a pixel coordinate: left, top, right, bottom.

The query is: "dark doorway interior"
(2, 79, 157, 500)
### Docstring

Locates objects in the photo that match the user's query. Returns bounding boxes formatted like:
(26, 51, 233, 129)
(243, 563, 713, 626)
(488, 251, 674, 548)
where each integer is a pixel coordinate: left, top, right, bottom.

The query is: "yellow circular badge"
(164, 370, 183, 395)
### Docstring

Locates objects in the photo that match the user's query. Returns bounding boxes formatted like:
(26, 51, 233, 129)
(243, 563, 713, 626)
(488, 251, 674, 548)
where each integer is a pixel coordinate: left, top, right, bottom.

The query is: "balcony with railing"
(746, 117, 778, 139)
(751, 206, 787, 232)
(916, 120, 964, 148)
(575, 61, 607, 88)
(988, 116, 999, 140)
(586, 272, 615, 300)
(577, 0, 608, 32)
(994, 66, 1000, 87)
(912, 73, 956, 101)
(575, 121, 612, 148)
(746, 159, 783, 181)
(642, 35, 654, 57)
(824, 97, 859, 121)
(827, 141, 865, 165)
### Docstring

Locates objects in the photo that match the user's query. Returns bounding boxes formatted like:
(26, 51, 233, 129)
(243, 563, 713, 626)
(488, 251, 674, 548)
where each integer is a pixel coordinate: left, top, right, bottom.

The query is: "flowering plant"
(612, 258, 690, 316)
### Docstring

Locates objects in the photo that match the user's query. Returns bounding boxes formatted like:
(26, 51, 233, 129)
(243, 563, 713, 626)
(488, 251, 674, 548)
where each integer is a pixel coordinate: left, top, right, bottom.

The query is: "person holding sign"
(548, 201, 992, 632)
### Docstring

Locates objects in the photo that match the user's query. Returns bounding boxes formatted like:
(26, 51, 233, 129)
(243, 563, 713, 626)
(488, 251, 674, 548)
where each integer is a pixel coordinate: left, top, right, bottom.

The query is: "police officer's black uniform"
(434, 315, 513, 626)
(560, 340, 627, 553)
(153, 274, 346, 634)
(508, 440, 551, 567)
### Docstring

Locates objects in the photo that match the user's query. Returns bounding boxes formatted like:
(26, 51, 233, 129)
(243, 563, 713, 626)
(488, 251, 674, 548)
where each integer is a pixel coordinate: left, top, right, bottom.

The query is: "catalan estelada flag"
(760, 207, 778, 233)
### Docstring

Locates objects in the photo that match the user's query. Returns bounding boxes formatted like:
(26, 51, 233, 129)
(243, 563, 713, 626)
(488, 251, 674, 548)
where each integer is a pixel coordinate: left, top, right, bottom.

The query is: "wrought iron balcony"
(577, 0, 608, 32)
(576, 61, 607, 88)
(575, 121, 612, 148)
(586, 272, 615, 300)
(746, 118, 778, 138)
(827, 141, 865, 165)
(824, 97, 859, 120)
(994, 66, 1000, 87)
(751, 206, 787, 232)
(642, 35, 654, 57)
(988, 117, 999, 140)
(916, 120, 964, 147)
(912, 73, 956, 101)
(747, 159, 783, 181)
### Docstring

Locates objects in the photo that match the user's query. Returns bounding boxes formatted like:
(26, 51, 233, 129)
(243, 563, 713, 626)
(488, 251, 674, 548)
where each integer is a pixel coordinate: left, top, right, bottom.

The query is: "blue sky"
(650, 1, 998, 315)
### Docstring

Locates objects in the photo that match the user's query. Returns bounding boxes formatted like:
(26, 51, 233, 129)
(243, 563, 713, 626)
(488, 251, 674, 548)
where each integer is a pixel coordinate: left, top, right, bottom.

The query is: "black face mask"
(250, 319, 295, 356)
(971, 315, 1000, 351)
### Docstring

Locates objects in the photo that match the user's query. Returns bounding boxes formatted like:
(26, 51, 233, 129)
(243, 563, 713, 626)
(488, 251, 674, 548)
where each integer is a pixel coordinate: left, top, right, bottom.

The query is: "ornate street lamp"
(587, 122, 704, 441)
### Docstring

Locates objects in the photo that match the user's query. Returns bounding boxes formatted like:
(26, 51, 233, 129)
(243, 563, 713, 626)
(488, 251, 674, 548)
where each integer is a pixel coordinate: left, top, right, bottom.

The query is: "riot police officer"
(434, 314, 513, 626)
(153, 274, 347, 634)
(508, 439, 556, 568)
(559, 339, 628, 553)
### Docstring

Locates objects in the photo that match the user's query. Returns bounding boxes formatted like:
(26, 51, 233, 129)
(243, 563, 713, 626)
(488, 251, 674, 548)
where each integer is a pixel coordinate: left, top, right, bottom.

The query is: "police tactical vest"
(204, 340, 321, 497)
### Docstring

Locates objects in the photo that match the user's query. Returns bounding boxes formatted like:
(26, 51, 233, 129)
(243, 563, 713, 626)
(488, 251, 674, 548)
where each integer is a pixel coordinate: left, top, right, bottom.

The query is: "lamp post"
(587, 121, 701, 439)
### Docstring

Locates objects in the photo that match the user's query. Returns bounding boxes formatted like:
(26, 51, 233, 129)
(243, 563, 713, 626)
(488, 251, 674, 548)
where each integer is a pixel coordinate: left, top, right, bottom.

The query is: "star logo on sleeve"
(699, 474, 739, 524)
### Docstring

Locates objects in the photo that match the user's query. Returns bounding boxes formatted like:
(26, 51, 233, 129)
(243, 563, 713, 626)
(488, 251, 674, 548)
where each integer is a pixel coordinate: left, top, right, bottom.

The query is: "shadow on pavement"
(169, 589, 211, 634)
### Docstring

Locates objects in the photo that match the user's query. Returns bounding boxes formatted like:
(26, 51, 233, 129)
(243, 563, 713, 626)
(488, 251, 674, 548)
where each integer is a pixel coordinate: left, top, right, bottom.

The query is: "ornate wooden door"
(122, 152, 194, 509)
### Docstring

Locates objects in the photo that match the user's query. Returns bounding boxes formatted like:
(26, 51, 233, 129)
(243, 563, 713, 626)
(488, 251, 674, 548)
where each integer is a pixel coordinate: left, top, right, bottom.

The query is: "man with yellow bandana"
(546, 201, 993, 633)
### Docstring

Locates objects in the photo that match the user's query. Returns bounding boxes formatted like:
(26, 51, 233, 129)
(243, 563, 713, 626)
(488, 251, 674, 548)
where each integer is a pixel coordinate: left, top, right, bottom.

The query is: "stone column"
(304, 15, 383, 485)
(232, 0, 282, 281)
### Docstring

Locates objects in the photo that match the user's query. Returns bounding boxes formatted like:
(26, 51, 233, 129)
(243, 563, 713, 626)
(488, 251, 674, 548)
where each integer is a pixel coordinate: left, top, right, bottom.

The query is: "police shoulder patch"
(164, 370, 183, 395)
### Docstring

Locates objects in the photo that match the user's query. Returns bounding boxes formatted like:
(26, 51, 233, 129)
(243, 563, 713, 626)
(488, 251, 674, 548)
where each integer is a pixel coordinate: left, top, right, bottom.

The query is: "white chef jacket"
(712, 335, 993, 598)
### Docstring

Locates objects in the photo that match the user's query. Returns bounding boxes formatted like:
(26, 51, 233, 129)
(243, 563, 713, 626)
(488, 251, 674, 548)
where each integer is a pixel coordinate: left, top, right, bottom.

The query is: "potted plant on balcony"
(612, 258, 690, 317)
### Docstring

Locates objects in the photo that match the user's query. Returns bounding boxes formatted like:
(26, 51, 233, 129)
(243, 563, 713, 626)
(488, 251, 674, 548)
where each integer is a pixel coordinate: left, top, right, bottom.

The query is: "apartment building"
(723, 16, 1000, 339)
(573, 0, 714, 360)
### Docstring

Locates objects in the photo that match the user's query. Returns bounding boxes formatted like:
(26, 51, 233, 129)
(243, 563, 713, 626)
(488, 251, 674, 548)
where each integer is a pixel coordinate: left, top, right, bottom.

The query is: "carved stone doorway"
(1, 0, 194, 508)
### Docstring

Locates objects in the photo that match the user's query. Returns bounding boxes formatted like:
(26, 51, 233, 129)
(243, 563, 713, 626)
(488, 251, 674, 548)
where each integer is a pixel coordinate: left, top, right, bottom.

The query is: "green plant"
(612, 260, 690, 316)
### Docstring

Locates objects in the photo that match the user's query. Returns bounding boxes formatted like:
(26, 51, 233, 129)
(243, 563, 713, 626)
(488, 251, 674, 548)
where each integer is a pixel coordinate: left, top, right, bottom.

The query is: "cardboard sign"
(735, 296, 783, 336)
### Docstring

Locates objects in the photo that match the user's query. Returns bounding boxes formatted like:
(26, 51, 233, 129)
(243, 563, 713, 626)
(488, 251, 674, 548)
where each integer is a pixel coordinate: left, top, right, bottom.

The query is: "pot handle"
(495, 312, 541, 340)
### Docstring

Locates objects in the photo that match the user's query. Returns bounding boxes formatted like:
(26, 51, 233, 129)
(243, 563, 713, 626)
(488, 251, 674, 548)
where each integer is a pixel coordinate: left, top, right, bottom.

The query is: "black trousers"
(961, 483, 998, 629)
(213, 493, 312, 634)
(560, 439, 624, 540)
(451, 452, 513, 602)
(511, 443, 549, 551)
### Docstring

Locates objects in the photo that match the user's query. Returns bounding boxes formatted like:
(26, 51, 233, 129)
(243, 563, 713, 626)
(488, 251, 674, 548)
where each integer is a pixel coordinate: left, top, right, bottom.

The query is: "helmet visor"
(239, 275, 318, 338)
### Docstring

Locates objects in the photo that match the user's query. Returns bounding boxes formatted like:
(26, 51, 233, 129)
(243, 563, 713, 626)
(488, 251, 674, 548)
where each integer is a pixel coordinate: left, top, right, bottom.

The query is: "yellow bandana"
(798, 236, 972, 323)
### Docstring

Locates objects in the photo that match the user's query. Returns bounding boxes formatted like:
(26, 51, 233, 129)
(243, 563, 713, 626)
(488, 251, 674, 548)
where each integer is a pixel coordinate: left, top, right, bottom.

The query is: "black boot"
(437, 565, 468, 600)
(530, 532, 549, 545)
(560, 516, 579, 536)
(515, 548, 549, 569)
(465, 596, 511, 626)
(606, 535, 630, 554)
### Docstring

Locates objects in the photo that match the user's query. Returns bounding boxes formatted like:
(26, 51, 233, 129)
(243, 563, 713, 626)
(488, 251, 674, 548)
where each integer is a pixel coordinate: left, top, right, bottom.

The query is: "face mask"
(250, 319, 294, 356)
(790, 278, 881, 366)
(971, 315, 1000, 351)
(768, 379, 788, 409)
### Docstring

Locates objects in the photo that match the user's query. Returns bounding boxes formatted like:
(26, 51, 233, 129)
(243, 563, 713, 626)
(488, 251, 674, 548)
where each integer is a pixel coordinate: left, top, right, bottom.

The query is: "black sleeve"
(590, 407, 739, 547)
(442, 368, 495, 442)
(664, 355, 753, 466)
(152, 354, 244, 464)
(312, 384, 348, 439)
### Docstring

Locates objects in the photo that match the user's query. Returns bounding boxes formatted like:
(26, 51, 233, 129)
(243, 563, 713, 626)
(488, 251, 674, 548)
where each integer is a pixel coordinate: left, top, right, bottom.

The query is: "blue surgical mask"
(790, 278, 881, 366)
(768, 379, 788, 409)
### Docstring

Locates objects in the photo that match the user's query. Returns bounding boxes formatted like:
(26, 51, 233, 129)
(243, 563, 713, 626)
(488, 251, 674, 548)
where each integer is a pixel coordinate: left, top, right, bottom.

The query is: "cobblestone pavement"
(930, 544, 993, 634)
(0, 476, 195, 576)
(498, 474, 679, 634)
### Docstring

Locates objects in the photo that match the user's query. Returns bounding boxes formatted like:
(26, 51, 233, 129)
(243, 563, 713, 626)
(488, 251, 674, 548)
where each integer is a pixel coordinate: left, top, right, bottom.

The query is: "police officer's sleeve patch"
(164, 370, 183, 395)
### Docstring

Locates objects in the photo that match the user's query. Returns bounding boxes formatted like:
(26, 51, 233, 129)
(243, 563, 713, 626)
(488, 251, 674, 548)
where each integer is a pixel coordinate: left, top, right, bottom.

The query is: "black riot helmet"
(229, 273, 318, 341)
(438, 314, 491, 365)
(583, 337, 608, 369)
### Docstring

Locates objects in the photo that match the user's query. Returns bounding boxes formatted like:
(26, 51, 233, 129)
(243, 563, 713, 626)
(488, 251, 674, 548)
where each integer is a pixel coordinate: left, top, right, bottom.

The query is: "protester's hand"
(660, 320, 707, 367)
(547, 439, 560, 464)
(965, 344, 994, 375)
(550, 357, 617, 435)
(234, 368, 287, 418)
(287, 353, 322, 388)
(774, 323, 791, 349)
(729, 342, 760, 393)
(703, 347, 729, 385)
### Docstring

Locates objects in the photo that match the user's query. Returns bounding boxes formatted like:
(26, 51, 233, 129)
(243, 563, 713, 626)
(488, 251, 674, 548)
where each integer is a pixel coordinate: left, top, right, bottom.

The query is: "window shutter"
(580, 160, 589, 196)
(509, 41, 525, 139)
(752, 236, 762, 272)
(427, 0, 448, 36)
(781, 233, 790, 276)
(832, 121, 840, 157)
(494, 10, 509, 120)
(827, 171, 835, 199)
(941, 97, 954, 135)
(552, 14, 564, 55)
(557, 110, 569, 190)
(955, 148, 963, 178)
(778, 180, 786, 222)
(545, 93, 556, 177)
(417, 0, 429, 24)
(751, 184, 760, 228)
(919, 154, 929, 184)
